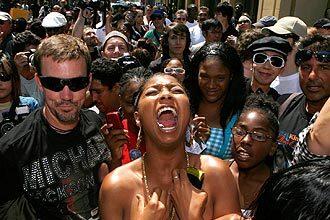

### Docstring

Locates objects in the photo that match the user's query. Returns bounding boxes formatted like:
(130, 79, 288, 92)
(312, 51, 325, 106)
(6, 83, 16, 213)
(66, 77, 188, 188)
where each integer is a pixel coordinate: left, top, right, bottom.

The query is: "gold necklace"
(141, 151, 190, 220)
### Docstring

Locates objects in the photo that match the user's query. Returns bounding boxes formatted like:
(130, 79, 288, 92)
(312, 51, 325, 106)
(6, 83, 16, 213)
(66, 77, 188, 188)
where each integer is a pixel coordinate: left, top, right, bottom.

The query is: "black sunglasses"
(295, 50, 330, 66)
(0, 72, 11, 82)
(39, 76, 89, 92)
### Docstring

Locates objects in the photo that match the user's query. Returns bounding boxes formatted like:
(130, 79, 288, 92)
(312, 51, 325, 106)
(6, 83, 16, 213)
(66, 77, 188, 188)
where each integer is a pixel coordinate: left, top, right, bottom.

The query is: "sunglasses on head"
(39, 76, 89, 92)
(164, 67, 185, 75)
(0, 72, 11, 82)
(253, 53, 285, 68)
(295, 50, 330, 66)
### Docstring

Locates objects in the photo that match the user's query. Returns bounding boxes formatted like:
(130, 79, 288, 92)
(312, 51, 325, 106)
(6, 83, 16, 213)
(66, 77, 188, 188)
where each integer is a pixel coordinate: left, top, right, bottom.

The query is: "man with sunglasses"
(0, 35, 112, 219)
(246, 36, 292, 101)
(274, 34, 330, 171)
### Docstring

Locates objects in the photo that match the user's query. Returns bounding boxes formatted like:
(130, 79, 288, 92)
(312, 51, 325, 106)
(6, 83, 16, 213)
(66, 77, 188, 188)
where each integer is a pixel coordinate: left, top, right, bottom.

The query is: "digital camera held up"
(0, 105, 30, 138)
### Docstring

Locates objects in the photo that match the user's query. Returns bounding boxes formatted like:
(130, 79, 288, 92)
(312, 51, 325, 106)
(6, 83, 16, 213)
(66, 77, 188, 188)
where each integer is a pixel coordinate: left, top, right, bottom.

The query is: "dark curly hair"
(241, 93, 279, 138)
(91, 58, 123, 90)
(12, 30, 41, 56)
(188, 42, 246, 128)
(297, 34, 330, 51)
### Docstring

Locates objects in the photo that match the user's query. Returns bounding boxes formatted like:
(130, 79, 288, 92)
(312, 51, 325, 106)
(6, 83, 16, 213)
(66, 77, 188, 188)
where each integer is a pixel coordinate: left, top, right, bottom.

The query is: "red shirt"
(121, 119, 146, 164)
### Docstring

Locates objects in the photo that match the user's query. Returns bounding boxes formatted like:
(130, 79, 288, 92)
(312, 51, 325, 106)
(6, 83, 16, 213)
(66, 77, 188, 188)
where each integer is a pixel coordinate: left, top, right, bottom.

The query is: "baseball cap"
(0, 11, 12, 22)
(101, 31, 129, 50)
(42, 12, 67, 28)
(150, 10, 164, 20)
(248, 36, 292, 56)
(262, 16, 307, 38)
(253, 16, 277, 28)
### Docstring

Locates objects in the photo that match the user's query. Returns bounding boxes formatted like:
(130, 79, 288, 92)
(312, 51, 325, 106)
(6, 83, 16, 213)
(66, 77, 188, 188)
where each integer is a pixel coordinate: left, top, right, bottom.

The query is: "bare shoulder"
(199, 154, 231, 174)
(100, 160, 142, 200)
(101, 161, 140, 190)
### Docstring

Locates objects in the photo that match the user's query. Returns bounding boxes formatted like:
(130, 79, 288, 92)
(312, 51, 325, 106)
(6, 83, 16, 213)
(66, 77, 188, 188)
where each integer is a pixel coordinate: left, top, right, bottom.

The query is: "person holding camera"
(0, 50, 39, 137)
(13, 30, 44, 106)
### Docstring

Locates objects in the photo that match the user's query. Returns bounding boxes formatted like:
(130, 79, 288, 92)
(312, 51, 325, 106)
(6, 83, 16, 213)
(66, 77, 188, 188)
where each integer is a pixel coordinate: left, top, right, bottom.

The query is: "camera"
(25, 49, 36, 66)
(0, 105, 30, 137)
(0, 112, 17, 137)
(77, 0, 104, 11)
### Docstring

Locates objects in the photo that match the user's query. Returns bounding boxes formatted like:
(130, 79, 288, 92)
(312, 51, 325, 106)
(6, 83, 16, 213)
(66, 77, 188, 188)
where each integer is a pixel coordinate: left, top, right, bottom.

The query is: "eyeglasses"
(253, 53, 285, 68)
(0, 72, 11, 82)
(39, 76, 89, 92)
(164, 67, 185, 75)
(232, 126, 273, 142)
(295, 50, 330, 66)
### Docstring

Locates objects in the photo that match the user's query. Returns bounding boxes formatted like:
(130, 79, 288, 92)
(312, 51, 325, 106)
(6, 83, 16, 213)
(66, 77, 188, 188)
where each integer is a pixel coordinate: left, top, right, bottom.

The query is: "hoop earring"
(129, 126, 143, 161)
(136, 126, 142, 149)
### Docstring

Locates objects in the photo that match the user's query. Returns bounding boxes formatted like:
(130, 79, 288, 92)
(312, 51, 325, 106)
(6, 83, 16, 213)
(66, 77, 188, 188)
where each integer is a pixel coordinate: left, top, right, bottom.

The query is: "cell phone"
(106, 112, 123, 129)
(187, 167, 204, 190)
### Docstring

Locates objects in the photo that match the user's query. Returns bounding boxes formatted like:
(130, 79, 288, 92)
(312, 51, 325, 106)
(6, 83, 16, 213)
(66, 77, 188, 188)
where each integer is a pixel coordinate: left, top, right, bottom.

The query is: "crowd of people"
(0, 0, 329, 219)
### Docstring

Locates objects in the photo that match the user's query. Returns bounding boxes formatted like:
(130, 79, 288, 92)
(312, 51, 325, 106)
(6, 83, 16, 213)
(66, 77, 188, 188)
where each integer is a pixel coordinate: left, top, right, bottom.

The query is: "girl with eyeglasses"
(229, 93, 279, 217)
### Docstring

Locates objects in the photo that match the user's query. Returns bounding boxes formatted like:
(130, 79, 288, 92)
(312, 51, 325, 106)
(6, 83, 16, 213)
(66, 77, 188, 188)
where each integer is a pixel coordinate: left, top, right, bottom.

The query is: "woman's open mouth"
(157, 106, 178, 132)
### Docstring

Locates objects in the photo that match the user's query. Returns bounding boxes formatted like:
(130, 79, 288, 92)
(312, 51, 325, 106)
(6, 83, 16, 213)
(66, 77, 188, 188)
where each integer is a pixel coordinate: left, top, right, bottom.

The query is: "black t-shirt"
(0, 109, 111, 219)
(221, 24, 238, 42)
(273, 93, 313, 172)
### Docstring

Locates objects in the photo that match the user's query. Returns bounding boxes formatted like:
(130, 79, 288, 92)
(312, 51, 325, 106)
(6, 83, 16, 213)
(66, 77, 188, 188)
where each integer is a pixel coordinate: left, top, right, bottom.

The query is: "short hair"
(29, 19, 47, 39)
(251, 158, 330, 220)
(189, 42, 246, 128)
(201, 19, 223, 35)
(161, 23, 191, 58)
(12, 30, 41, 56)
(215, 2, 234, 22)
(33, 34, 91, 76)
(91, 58, 123, 90)
(0, 51, 21, 106)
(137, 38, 157, 60)
(131, 48, 152, 68)
(236, 29, 265, 62)
(199, 6, 210, 14)
(175, 9, 187, 18)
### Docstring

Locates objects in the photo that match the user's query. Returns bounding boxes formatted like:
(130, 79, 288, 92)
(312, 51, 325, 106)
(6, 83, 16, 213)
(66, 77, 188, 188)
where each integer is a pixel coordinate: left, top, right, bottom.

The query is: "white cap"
(262, 16, 307, 38)
(42, 12, 67, 28)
